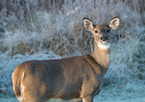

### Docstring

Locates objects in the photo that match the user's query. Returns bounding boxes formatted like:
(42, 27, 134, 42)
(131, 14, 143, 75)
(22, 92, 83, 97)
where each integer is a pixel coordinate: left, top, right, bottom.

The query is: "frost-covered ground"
(1, 83, 145, 102)
(0, 0, 145, 102)
(0, 48, 145, 102)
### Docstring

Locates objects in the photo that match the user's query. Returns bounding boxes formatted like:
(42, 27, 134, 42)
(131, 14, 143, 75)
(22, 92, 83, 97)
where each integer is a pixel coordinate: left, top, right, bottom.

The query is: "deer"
(12, 17, 120, 102)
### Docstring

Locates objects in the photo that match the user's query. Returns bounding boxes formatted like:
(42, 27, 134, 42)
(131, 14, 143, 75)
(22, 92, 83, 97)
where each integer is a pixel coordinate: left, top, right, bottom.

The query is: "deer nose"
(100, 35, 108, 41)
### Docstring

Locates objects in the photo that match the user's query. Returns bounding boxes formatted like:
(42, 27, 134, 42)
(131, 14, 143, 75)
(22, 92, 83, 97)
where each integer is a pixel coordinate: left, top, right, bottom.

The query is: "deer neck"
(90, 41, 110, 74)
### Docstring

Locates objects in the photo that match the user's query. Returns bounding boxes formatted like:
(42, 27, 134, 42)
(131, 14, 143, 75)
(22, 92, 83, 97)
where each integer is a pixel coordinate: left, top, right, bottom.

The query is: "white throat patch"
(98, 43, 110, 49)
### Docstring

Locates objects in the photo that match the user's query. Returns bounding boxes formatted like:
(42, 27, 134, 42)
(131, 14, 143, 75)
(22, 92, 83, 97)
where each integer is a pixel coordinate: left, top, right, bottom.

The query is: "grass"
(0, 0, 145, 101)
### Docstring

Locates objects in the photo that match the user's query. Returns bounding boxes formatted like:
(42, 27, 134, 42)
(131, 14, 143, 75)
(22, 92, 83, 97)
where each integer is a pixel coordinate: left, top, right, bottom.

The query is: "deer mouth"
(98, 40, 110, 49)
(101, 41, 107, 44)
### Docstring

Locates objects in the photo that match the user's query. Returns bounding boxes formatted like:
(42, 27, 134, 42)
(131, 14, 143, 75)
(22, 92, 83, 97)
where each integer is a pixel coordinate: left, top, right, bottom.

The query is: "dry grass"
(0, 0, 145, 101)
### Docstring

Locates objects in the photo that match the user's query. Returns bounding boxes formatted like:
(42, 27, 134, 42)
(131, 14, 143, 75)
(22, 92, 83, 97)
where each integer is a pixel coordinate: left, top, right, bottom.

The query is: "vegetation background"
(0, 0, 145, 102)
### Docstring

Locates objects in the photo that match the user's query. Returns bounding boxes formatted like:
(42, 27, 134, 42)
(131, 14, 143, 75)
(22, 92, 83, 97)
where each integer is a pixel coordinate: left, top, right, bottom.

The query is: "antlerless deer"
(12, 17, 120, 102)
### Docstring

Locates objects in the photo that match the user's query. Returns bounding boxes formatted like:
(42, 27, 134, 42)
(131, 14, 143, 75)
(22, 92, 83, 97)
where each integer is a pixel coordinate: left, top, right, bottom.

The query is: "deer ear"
(108, 17, 120, 30)
(83, 17, 94, 31)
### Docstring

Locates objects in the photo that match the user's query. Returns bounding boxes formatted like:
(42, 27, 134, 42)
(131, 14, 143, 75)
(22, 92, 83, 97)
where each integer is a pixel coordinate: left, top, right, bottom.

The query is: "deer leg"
(72, 98, 83, 102)
(24, 97, 46, 102)
(83, 96, 93, 102)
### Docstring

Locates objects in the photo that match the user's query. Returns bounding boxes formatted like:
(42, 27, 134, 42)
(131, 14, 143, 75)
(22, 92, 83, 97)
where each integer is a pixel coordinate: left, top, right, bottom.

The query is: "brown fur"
(12, 17, 120, 102)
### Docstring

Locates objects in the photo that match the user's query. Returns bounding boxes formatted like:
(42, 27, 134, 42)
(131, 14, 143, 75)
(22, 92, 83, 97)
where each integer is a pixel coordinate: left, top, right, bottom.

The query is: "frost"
(0, 0, 145, 101)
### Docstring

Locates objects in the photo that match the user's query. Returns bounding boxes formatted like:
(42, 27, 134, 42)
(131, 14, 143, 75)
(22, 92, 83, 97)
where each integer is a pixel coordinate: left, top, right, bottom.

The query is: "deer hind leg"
(24, 97, 46, 102)
(72, 98, 83, 102)
(21, 89, 47, 102)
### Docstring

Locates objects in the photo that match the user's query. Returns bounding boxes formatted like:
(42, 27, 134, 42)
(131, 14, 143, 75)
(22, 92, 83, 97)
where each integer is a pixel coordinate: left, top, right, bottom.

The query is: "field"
(0, 0, 145, 102)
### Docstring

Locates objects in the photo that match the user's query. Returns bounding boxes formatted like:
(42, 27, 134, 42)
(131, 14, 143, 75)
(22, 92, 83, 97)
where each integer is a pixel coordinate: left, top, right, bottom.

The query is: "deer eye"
(95, 30, 98, 33)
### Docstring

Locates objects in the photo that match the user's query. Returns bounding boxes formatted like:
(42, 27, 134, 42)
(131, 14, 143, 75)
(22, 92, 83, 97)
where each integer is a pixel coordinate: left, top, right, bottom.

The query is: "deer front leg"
(82, 96, 93, 102)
